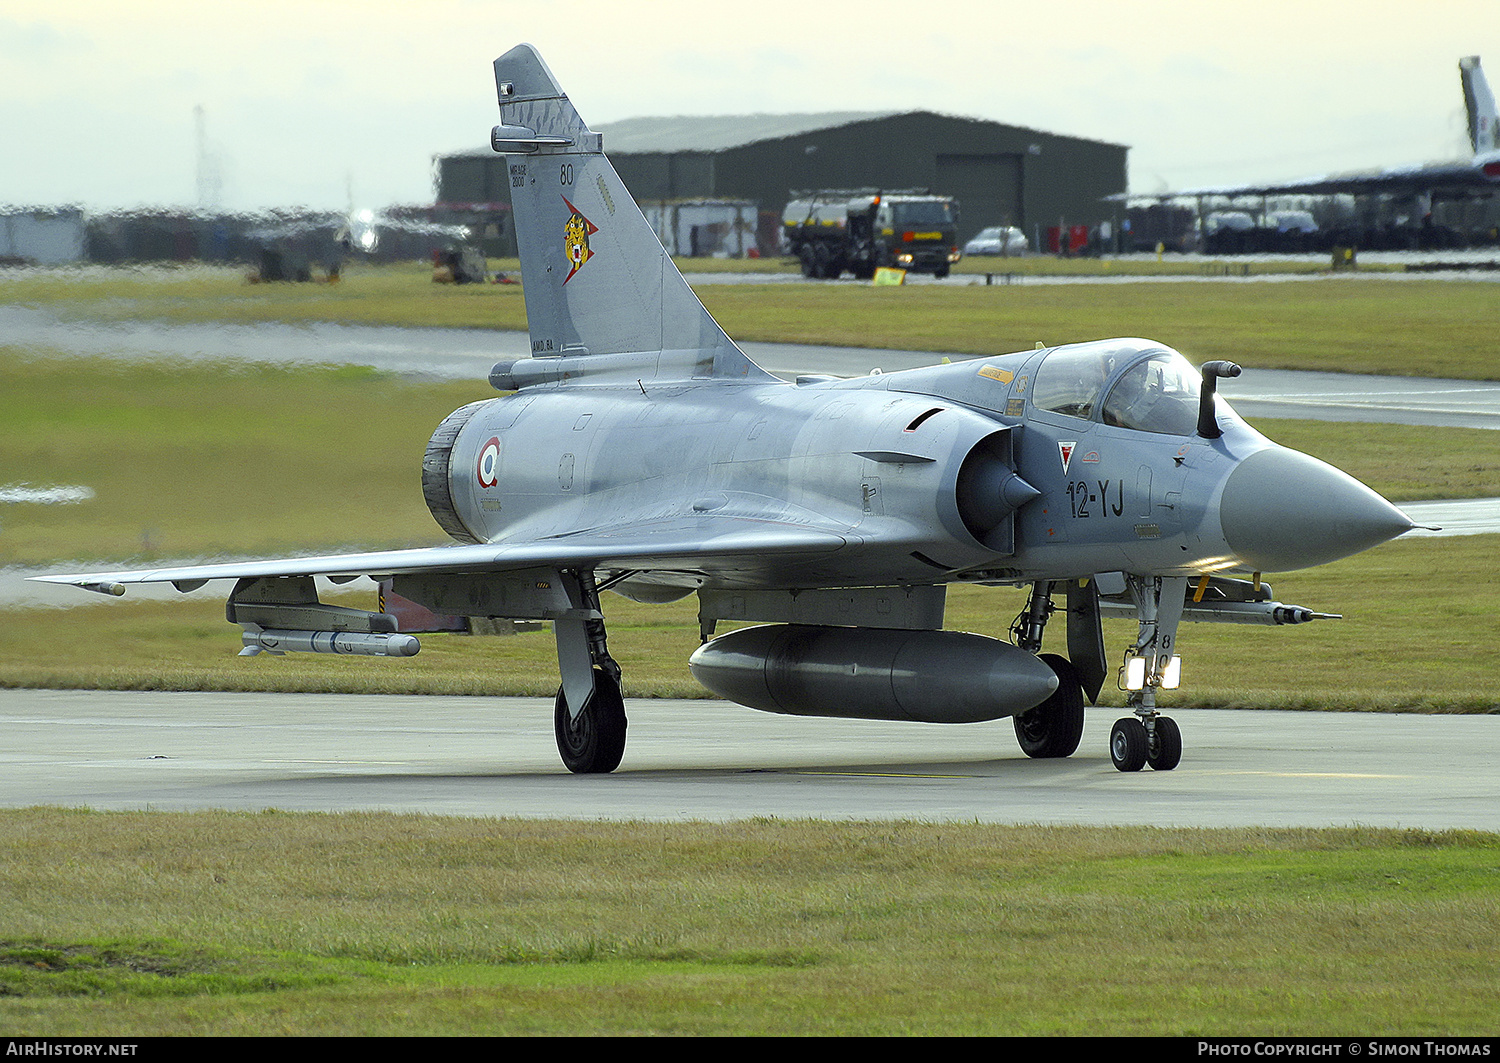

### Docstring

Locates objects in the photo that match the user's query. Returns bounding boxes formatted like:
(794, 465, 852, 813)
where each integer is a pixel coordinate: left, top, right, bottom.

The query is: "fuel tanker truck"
(782, 189, 961, 279)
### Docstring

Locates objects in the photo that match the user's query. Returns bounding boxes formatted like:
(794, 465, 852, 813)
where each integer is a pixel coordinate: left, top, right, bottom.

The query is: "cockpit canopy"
(1032, 343, 1204, 436)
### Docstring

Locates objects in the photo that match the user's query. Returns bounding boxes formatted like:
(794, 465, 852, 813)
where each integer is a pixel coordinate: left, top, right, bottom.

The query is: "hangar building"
(436, 110, 1127, 257)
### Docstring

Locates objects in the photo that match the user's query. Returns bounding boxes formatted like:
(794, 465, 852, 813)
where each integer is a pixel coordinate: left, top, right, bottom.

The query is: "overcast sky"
(4, 0, 1497, 214)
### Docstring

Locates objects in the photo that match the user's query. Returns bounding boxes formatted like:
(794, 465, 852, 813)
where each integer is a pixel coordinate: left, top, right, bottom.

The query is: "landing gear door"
(1066, 579, 1107, 703)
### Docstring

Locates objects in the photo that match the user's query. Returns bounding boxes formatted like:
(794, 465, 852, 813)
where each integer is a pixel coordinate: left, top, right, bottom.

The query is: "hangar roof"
(601, 112, 1126, 152)
(595, 112, 898, 153)
(442, 111, 1125, 159)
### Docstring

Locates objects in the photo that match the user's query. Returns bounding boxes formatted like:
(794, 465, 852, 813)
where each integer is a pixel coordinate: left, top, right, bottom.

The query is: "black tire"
(1110, 717, 1149, 772)
(1013, 653, 1086, 758)
(554, 668, 627, 774)
(1147, 716, 1182, 771)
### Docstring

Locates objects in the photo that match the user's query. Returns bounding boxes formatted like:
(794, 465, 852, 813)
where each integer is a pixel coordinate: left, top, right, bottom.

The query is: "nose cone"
(1219, 446, 1414, 572)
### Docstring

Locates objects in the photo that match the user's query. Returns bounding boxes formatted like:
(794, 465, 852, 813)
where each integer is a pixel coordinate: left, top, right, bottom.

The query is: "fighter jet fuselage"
(35, 43, 1418, 777)
(433, 339, 1404, 591)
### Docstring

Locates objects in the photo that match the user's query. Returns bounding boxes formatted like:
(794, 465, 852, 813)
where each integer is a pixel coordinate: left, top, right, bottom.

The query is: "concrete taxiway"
(5, 305, 1499, 430)
(1, 689, 1495, 829)
(3, 301, 1496, 823)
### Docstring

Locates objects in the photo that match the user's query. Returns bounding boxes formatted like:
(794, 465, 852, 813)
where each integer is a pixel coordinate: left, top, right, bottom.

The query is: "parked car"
(963, 225, 1028, 256)
(1266, 210, 1318, 234)
(1203, 211, 1255, 235)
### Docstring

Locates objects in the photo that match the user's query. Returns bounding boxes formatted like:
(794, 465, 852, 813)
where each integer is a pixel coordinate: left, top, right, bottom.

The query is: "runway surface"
(2, 689, 1496, 829)
(6, 304, 1500, 430)
(3, 300, 1497, 823)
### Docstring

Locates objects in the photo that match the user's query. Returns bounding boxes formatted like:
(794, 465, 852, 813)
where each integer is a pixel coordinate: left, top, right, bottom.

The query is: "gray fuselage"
(432, 338, 1324, 598)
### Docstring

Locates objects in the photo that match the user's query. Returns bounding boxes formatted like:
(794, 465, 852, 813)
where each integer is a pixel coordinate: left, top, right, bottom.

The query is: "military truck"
(782, 190, 961, 279)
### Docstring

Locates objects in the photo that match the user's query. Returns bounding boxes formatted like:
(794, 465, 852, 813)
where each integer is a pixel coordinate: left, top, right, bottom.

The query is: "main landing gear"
(1010, 577, 1186, 772)
(1013, 652, 1085, 758)
(551, 570, 627, 774)
(554, 667, 627, 774)
(1009, 583, 1089, 759)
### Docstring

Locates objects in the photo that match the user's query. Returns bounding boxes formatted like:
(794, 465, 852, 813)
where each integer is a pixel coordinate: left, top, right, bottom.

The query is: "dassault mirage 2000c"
(35, 44, 1420, 774)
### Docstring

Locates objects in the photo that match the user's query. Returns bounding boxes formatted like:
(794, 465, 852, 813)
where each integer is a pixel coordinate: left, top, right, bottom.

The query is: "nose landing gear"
(1112, 575, 1187, 772)
(1109, 713, 1181, 772)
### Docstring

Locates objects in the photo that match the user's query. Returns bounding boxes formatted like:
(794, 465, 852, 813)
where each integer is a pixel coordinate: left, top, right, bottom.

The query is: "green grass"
(1169, 534, 1500, 713)
(3, 267, 1498, 1037)
(0, 350, 479, 565)
(0, 261, 529, 331)
(0, 810, 1495, 1035)
(5, 261, 1498, 379)
(948, 254, 1404, 277)
(3, 347, 1497, 569)
(4, 535, 1497, 712)
(2, 350, 1496, 710)
(696, 281, 1500, 379)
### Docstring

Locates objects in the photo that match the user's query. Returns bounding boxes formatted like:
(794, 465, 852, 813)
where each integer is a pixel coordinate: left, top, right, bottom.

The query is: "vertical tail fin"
(1460, 56, 1497, 155)
(489, 44, 774, 385)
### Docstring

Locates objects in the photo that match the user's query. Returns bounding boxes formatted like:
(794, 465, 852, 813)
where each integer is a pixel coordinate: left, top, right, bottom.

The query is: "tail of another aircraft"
(1461, 56, 1497, 154)
(488, 44, 774, 385)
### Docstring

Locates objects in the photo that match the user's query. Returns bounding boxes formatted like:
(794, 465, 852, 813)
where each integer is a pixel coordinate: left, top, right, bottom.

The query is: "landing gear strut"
(1112, 575, 1186, 773)
(551, 570, 627, 774)
(1010, 582, 1086, 759)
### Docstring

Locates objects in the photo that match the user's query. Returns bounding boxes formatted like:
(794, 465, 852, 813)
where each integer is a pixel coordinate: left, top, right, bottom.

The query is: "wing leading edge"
(29, 514, 852, 595)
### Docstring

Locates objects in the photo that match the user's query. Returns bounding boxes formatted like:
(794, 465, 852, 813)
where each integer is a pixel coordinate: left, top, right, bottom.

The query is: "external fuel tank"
(688, 624, 1059, 724)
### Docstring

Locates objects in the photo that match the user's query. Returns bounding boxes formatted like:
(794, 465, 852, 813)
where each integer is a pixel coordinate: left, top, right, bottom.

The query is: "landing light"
(1120, 655, 1181, 691)
(1161, 655, 1182, 689)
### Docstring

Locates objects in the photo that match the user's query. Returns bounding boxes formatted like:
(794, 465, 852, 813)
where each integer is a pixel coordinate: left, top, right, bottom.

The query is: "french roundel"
(477, 436, 501, 488)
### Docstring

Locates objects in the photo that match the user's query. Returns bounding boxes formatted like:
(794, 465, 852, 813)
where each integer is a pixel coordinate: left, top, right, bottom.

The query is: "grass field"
(2, 349, 1497, 710)
(4, 534, 1497, 711)
(0, 351, 475, 565)
(2, 347, 1497, 567)
(1, 811, 1495, 1036)
(5, 260, 1499, 379)
(2, 265, 1496, 1037)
